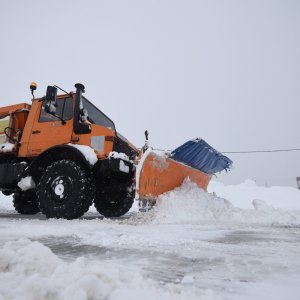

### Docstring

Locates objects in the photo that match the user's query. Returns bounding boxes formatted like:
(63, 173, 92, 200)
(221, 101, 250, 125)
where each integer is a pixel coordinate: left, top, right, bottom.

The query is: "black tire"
(36, 160, 95, 219)
(13, 190, 40, 215)
(2, 191, 12, 196)
(94, 178, 134, 218)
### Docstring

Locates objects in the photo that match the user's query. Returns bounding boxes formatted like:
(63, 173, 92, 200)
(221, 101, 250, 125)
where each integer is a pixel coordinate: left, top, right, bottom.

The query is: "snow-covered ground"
(0, 180, 299, 300)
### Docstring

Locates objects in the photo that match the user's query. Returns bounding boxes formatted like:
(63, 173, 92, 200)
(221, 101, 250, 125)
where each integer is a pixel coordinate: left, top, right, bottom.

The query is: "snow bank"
(209, 179, 300, 210)
(150, 179, 300, 226)
(0, 239, 199, 300)
(1, 177, 300, 226)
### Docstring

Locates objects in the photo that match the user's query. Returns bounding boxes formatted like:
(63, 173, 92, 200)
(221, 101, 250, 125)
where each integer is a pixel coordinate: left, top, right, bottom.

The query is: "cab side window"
(82, 98, 115, 130)
(39, 97, 73, 122)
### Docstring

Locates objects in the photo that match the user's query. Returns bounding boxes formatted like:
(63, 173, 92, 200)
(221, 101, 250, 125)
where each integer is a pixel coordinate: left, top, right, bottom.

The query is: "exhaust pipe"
(75, 83, 85, 94)
(73, 83, 91, 134)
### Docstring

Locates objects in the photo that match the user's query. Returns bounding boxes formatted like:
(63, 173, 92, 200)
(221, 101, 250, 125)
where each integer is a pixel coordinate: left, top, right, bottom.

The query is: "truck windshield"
(81, 97, 115, 131)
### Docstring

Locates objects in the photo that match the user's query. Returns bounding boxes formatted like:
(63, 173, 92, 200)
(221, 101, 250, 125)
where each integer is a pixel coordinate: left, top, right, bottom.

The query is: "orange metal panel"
(138, 152, 211, 199)
(18, 100, 40, 157)
(19, 95, 116, 158)
(0, 103, 31, 118)
(24, 98, 74, 157)
(71, 124, 116, 158)
(0, 103, 31, 153)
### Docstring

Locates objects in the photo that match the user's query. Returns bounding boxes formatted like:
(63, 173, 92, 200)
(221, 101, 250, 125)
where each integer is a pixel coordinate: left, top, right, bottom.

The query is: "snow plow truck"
(0, 83, 232, 219)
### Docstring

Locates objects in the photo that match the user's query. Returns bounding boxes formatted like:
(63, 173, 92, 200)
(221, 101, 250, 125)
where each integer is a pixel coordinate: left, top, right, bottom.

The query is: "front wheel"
(94, 178, 134, 218)
(37, 160, 95, 219)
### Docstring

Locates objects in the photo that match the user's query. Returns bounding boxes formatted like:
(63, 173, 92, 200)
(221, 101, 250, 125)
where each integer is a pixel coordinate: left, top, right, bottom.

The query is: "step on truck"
(0, 83, 232, 219)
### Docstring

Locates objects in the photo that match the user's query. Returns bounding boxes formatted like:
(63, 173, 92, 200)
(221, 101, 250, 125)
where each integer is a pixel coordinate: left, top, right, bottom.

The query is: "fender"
(26, 144, 92, 182)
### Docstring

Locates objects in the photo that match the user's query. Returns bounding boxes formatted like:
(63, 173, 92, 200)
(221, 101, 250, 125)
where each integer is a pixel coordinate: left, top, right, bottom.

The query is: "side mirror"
(45, 86, 57, 114)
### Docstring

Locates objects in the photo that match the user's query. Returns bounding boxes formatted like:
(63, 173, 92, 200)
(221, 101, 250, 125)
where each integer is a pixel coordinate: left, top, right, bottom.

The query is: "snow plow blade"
(138, 152, 211, 199)
(138, 138, 232, 199)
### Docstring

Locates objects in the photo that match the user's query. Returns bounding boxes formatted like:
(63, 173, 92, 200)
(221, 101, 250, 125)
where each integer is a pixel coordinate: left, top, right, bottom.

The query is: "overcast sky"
(1, 0, 299, 186)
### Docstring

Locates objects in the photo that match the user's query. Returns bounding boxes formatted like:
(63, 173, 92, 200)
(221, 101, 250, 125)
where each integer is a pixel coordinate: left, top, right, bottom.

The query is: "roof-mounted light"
(30, 82, 37, 91)
(30, 82, 37, 100)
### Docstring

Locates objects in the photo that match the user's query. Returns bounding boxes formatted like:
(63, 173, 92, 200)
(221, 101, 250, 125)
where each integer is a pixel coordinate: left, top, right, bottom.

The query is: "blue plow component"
(171, 138, 233, 175)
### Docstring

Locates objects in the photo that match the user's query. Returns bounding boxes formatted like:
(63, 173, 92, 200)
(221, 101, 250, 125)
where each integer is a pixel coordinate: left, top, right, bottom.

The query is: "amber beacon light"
(30, 82, 37, 99)
(30, 82, 37, 91)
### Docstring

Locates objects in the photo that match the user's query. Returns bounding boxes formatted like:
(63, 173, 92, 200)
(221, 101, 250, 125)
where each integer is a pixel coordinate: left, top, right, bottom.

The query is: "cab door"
(26, 97, 74, 157)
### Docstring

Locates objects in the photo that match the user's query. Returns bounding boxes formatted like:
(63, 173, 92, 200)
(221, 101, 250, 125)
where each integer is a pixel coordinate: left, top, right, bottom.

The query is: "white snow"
(209, 179, 300, 210)
(68, 144, 98, 165)
(119, 160, 129, 173)
(0, 179, 300, 299)
(0, 239, 197, 300)
(108, 152, 133, 172)
(192, 137, 202, 142)
(108, 151, 132, 163)
(150, 179, 300, 226)
(17, 176, 36, 191)
(0, 143, 15, 153)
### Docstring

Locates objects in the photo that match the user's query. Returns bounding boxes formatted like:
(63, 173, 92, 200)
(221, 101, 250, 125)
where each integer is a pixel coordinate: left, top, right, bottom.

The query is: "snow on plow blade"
(138, 138, 232, 199)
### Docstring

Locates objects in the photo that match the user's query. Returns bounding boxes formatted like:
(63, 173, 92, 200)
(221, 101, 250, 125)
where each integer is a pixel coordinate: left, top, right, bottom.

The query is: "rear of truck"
(0, 103, 31, 193)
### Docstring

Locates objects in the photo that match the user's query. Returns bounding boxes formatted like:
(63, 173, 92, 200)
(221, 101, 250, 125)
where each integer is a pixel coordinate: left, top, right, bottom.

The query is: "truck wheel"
(36, 160, 95, 219)
(13, 190, 40, 214)
(94, 179, 134, 218)
(2, 191, 12, 196)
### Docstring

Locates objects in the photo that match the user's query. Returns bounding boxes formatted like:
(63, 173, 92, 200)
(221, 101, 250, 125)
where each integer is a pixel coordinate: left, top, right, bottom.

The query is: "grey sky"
(1, 0, 299, 186)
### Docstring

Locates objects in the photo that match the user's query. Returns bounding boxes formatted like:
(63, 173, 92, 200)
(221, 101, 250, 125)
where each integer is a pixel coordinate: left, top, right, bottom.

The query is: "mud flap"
(0, 162, 26, 191)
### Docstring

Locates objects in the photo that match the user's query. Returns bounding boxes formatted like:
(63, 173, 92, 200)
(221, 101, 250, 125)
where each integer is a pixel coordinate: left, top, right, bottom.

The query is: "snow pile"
(150, 179, 300, 225)
(0, 239, 200, 300)
(209, 179, 300, 210)
(68, 144, 98, 165)
(1, 177, 300, 225)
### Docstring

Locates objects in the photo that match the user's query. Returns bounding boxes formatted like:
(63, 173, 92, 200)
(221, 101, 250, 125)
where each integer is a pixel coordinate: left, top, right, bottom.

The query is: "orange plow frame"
(138, 152, 211, 199)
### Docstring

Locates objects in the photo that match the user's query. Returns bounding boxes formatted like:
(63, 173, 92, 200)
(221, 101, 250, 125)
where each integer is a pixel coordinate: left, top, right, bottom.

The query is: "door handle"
(32, 130, 41, 134)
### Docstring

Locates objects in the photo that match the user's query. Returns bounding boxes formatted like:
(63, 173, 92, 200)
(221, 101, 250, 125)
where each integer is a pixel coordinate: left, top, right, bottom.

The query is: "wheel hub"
(50, 176, 71, 202)
(54, 182, 64, 196)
